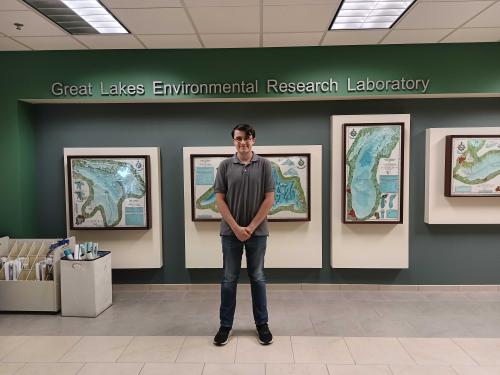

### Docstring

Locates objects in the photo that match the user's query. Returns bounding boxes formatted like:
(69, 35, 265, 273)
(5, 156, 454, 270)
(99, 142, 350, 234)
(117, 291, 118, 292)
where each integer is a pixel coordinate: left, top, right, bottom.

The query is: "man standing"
(213, 124, 275, 346)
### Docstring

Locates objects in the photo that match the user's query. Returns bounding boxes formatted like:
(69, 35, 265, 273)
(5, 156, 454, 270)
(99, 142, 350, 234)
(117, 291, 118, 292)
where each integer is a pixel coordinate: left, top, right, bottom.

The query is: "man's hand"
(244, 225, 255, 236)
(234, 226, 251, 242)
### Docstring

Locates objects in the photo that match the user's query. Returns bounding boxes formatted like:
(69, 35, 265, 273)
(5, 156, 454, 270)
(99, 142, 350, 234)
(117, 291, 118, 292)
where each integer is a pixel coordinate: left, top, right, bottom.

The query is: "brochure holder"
(0, 236, 75, 312)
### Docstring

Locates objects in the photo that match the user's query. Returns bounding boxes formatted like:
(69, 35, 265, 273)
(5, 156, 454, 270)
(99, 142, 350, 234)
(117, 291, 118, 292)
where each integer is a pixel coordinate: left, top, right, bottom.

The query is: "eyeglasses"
(233, 136, 253, 143)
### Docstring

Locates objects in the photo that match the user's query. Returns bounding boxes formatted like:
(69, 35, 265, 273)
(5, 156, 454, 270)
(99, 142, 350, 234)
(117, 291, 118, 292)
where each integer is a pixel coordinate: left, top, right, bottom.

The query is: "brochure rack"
(0, 237, 75, 312)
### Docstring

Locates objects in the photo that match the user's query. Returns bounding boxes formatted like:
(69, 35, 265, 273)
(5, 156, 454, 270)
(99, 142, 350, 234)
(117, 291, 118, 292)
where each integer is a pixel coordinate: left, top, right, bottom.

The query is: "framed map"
(445, 135, 500, 197)
(191, 153, 310, 222)
(343, 123, 404, 224)
(67, 155, 151, 229)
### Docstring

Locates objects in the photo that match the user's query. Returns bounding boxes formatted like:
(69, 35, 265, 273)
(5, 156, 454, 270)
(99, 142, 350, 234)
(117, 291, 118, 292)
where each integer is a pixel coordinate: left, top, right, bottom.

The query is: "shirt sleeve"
(213, 160, 227, 194)
(264, 159, 275, 193)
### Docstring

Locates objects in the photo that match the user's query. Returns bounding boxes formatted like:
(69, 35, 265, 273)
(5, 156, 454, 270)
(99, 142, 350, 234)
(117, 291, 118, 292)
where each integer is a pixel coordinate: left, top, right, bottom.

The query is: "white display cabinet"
(0, 236, 75, 312)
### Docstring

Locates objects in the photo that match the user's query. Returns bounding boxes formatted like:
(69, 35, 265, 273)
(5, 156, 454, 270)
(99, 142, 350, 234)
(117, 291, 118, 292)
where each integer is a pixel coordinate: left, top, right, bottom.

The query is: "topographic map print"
(345, 125, 402, 222)
(451, 137, 500, 196)
(193, 154, 309, 221)
(70, 158, 147, 228)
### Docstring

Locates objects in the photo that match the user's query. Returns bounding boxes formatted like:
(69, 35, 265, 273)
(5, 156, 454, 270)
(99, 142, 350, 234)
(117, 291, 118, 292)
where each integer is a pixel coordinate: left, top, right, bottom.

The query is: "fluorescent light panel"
(330, 0, 416, 30)
(23, 0, 128, 34)
(61, 0, 127, 33)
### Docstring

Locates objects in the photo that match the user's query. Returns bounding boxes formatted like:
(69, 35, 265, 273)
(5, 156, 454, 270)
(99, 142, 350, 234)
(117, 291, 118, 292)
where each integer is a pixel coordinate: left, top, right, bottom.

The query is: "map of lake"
(346, 126, 401, 221)
(72, 159, 146, 227)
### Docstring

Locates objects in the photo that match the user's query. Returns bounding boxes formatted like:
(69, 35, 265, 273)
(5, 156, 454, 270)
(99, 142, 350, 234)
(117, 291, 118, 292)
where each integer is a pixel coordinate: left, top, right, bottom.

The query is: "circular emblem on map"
(135, 161, 143, 170)
(350, 129, 357, 139)
(457, 142, 466, 153)
(297, 158, 306, 169)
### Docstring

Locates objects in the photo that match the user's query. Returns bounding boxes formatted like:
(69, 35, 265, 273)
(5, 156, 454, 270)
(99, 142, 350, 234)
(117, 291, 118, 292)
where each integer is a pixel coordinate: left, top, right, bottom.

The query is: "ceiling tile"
(14, 36, 87, 50)
(464, 2, 500, 27)
(75, 34, 144, 49)
(0, 10, 66, 37)
(100, 0, 182, 7)
(189, 6, 259, 33)
(382, 29, 454, 44)
(0, 0, 29, 11)
(322, 30, 388, 45)
(263, 32, 323, 47)
(0, 36, 30, 50)
(395, 1, 494, 29)
(112, 8, 194, 34)
(442, 27, 500, 42)
(264, 4, 340, 32)
(185, 0, 259, 5)
(201, 33, 259, 48)
(137, 34, 202, 48)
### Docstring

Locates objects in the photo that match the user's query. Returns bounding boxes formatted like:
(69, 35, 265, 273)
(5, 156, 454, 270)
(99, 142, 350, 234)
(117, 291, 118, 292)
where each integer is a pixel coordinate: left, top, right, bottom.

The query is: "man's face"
(233, 129, 255, 154)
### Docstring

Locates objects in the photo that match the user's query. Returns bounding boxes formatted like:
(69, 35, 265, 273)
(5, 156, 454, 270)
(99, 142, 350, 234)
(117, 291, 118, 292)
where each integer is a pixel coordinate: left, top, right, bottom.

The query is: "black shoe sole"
(258, 338, 273, 345)
(213, 330, 232, 346)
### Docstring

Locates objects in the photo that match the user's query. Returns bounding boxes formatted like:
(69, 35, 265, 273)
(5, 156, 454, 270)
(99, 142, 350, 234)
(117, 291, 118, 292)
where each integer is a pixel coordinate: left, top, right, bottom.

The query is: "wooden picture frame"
(445, 135, 500, 197)
(191, 153, 311, 222)
(342, 123, 404, 224)
(67, 155, 151, 230)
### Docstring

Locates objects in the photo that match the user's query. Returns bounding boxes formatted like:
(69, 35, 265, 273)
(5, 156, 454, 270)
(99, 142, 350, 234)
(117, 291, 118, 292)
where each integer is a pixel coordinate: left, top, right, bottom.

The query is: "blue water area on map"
(73, 160, 145, 226)
(455, 152, 500, 181)
(195, 167, 215, 185)
(271, 164, 304, 211)
(380, 195, 387, 209)
(379, 175, 399, 193)
(349, 127, 399, 219)
(125, 207, 145, 226)
(389, 194, 396, 209)
(380, 211, 385, 218)
(386, 209, 398, 219)
(199, 189, 216, 206)
(455, 186, 472, 193)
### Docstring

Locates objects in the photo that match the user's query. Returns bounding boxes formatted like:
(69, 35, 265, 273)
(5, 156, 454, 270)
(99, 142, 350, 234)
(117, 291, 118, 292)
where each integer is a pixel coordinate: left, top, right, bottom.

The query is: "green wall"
(1, 43, 500, 237)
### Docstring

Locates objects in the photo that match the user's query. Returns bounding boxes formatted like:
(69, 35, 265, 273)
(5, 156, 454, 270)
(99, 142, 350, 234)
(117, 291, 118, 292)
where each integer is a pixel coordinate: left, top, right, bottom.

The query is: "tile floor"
(2, 287, 500, 374)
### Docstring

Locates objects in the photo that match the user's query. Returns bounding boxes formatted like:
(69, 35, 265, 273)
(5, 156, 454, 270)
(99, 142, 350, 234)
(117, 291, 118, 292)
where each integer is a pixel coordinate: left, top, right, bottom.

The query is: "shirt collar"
(232, 152, 260, 164)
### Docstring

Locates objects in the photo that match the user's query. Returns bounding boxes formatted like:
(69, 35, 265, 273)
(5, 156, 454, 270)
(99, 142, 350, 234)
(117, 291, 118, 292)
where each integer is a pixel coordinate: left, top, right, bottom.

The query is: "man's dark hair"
(231, 123, 255, 139)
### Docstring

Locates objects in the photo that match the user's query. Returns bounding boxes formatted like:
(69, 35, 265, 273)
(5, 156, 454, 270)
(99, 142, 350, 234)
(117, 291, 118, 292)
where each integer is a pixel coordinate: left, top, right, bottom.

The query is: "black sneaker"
(256, 323, 273, 345)
(213, 326, 232, 346)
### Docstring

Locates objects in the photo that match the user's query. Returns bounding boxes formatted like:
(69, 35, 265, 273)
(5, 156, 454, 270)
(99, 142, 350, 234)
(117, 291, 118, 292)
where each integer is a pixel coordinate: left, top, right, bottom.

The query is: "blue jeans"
(220, 235, 268, 328)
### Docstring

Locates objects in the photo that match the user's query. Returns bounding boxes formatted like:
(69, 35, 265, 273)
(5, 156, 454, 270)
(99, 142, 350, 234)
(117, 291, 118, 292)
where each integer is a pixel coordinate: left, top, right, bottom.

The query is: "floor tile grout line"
(289, 336, 295, 364)
(451, 338, 481, 366)
(74, 361, 85, 375)
(396, 337, 417, 365)
(137, 362, 146, 375)
(56, 336, 85, 362)
(174, 336, 187, 363)
(0, 336, 31, 362)
(115, 335, 136, 363)
(5, 362, 27, 374)
(343, 337, 357, 365)
(325, 362, 332, 375)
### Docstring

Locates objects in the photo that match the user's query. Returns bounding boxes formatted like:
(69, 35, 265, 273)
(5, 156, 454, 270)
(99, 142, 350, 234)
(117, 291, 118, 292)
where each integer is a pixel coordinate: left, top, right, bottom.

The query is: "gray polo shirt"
(214, 152, 275, 236)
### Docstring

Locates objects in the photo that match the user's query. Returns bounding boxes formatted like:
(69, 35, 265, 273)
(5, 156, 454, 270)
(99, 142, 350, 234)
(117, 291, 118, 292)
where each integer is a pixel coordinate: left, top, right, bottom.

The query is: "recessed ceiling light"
(23, 0, 128, 35)
(330, 0, 416, 30)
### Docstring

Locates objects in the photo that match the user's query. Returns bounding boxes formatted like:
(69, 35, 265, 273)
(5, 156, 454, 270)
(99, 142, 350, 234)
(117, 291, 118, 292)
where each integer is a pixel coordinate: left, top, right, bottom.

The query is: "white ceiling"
(0, 0, 499, 50)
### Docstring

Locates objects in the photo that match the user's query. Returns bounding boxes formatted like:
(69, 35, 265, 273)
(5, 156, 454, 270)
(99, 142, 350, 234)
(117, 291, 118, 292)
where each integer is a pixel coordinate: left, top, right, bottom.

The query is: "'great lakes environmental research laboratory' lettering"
(51, 77, 430, 97)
